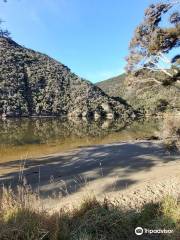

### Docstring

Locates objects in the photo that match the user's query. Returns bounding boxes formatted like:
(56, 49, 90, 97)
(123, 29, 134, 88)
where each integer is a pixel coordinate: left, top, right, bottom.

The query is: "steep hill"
(0, 37, 133, 119)
(97, 72, 180, 114)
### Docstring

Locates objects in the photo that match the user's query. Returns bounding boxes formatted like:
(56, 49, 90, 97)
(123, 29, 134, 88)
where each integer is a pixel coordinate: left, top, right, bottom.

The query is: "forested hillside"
(0, 37, 133, 119)
(97, 71, 180, 114)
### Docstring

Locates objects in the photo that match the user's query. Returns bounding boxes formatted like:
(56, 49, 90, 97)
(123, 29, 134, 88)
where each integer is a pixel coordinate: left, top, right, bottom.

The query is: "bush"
(0, 186, 179, 240)
(162, 114, 180, 151)
(155, 99, 169, 113)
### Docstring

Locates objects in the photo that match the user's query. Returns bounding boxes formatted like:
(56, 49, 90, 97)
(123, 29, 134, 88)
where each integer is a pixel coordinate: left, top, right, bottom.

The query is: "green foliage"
(126, 0, 180, 81)
(0, 0, 10, 37)
(97, 72, 180, 114)
(0, 37, 131, 118)
(0, 19, 10, 38)
(0, 190, 180, 240)
(155, 99, 169, 112)
(96, 74, 127, 98)
(162, 114, 180, 151)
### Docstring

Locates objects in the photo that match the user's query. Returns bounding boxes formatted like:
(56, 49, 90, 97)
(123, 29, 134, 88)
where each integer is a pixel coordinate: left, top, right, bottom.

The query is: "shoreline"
(0, 139, 179, 210)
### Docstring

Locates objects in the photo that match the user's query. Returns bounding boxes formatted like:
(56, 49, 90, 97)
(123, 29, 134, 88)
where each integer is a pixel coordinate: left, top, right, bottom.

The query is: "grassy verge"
(0, 186, 180, 240)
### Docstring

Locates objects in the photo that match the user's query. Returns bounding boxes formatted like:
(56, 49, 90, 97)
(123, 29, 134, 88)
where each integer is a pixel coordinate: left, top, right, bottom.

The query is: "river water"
(0, 117, 160, 163)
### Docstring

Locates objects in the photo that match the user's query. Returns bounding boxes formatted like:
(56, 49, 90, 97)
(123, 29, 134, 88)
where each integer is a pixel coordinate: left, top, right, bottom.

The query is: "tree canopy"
(0, 0, 10, 37)
(126, 0, 180, 80)
(0, 19, 10, 38)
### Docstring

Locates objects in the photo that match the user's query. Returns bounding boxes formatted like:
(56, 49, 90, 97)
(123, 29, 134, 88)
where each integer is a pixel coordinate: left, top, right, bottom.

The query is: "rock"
(106, 113, 114, 119)
(101, 120, 111, 129)
(94, 111, 101, 120)
(82, 111, 93, 118)
(6, 111, 16, 117)
(1, 113, 6, 119)
(101, 103, 112, 113)
(67, 110, 82, 118)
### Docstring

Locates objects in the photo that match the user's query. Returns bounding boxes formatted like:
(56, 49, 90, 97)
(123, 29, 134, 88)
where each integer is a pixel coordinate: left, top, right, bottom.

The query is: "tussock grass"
(162, 114, 180, 151)
(0, 186, 179, 240)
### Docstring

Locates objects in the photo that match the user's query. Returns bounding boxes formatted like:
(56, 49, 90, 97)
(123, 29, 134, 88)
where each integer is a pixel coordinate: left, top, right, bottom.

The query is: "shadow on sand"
(0, 141, 179, 199)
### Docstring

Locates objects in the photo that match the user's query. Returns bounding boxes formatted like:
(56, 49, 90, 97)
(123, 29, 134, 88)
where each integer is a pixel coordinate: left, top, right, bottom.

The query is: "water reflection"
(0, 118, 160, 162)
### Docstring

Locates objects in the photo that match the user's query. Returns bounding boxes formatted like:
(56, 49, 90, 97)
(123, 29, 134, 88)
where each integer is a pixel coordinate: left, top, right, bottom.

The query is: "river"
(0, 117, 160, 163)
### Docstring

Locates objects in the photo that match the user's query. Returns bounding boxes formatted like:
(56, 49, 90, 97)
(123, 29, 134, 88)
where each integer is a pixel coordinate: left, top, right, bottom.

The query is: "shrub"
(162, 114, 180, 151)
(0, 186, 179, 240)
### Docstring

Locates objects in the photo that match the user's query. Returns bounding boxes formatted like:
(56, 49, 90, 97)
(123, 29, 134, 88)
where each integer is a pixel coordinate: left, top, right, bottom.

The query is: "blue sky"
(0, 0, 161, 83)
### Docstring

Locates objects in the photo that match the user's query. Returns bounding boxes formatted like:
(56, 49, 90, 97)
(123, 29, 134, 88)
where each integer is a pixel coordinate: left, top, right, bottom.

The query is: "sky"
(0, 0, 162, 83)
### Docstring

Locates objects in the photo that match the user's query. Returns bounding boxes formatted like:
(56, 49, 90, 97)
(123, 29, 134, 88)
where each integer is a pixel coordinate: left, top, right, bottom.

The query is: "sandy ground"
(0, 140, 180, 210)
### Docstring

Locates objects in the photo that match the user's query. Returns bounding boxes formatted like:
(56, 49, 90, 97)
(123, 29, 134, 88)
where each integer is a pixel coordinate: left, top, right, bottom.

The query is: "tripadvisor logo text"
(135, 227, 173, 236)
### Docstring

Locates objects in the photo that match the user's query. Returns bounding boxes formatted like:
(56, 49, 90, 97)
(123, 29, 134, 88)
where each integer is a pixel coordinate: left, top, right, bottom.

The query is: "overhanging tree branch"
(126, 0, 180, 84)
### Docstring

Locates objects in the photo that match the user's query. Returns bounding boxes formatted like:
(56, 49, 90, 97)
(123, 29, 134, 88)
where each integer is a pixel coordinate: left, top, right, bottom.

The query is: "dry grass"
(162, 114, 180, 151)
(0, 185, 180, 240)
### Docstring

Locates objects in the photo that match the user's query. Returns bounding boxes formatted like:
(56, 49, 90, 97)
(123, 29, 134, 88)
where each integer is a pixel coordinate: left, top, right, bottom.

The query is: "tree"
(126, 0, 180, 81)
(0, 0, 10, 37)
(0, 19, 10, 37)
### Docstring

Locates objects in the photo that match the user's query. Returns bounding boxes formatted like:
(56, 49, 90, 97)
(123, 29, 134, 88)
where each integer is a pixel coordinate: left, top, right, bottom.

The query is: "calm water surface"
(0, 118, 160, 163)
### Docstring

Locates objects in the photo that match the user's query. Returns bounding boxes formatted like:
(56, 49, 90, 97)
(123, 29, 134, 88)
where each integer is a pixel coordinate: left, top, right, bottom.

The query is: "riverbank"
(0, 140, 179, 209)
(0, 140, 180, 239)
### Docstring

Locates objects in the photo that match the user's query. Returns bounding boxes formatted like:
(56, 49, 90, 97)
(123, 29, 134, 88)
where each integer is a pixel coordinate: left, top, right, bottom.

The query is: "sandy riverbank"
(0, 140, 180, 210)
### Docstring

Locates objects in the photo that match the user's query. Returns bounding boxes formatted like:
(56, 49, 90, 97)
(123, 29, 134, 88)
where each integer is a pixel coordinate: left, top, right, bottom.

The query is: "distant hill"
(96, 74, 126, 98)
(0, 37, 133, 119)
(97, 72, 180, 114)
